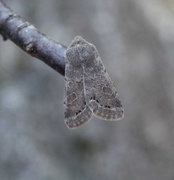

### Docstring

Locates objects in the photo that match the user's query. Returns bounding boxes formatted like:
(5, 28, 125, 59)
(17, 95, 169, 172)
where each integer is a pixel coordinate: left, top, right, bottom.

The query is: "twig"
(0, 1, 66, 76)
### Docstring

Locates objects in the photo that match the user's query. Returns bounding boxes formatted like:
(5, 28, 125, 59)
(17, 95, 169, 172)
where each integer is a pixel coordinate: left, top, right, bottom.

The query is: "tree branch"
(0, 1, 66, 76)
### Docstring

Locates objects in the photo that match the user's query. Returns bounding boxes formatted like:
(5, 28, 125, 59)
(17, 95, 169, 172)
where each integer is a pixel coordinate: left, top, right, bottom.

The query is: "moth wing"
(64, 41, 92, 129)
(83, 42, 124, 120)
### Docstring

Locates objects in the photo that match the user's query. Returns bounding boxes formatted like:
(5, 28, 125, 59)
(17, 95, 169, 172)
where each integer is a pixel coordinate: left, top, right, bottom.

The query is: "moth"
(64, 36, 124, 129)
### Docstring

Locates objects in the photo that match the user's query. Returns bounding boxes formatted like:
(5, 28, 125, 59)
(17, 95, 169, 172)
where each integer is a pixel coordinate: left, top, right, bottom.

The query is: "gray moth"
(64, 36, 124, 129)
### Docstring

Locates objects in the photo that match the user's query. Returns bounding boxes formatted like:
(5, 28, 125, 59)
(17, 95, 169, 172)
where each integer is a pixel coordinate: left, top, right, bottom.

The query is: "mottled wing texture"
(77, 37, 124, 120)
(64, 37, 92, 129)
(64, 36, 124, 129)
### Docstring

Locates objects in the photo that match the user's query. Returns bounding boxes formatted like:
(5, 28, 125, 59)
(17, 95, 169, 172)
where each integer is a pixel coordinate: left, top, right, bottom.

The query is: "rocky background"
(1, 0, 174, 179)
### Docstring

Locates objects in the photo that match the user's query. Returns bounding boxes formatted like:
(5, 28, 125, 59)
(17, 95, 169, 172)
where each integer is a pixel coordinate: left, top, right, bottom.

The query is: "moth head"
(66, 36, 96, 66)
(69, 36, 86, 47)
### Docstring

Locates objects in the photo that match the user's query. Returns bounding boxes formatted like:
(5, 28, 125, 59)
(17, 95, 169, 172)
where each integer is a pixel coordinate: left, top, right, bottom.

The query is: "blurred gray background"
(1, 0, 174, 179)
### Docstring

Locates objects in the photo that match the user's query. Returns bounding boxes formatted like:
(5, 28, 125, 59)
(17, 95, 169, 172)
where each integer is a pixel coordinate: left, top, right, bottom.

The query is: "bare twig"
(0, 1, 66, 76)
